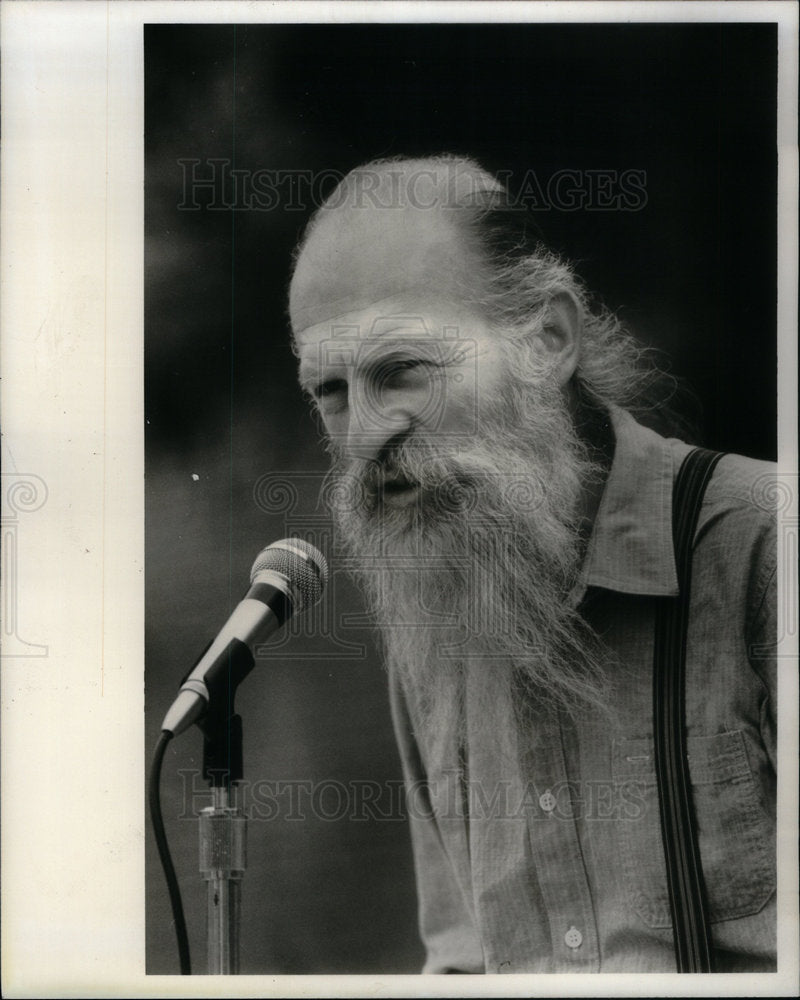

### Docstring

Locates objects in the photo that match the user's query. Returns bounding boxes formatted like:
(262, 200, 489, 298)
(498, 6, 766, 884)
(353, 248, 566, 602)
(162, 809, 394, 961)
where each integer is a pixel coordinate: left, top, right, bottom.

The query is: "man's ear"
(533, 290, 583, 387)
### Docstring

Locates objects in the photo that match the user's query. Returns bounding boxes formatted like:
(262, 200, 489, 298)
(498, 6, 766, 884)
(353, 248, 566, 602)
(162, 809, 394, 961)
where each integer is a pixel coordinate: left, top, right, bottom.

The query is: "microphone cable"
(148, 730, 191, 974)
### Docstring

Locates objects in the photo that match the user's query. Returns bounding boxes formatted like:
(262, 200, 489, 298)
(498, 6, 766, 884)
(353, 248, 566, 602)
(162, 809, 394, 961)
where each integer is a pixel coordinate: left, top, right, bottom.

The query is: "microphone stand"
(196, 638, 255, 974)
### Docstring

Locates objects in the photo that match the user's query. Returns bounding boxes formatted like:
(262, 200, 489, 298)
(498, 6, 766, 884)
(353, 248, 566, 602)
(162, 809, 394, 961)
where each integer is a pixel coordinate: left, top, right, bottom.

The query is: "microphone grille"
(250, 537, 328, 612)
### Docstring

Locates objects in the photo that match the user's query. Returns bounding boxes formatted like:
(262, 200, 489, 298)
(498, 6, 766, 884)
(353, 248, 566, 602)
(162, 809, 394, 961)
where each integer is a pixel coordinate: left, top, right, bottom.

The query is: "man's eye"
(314, 378, 347, 399)
(381, 358, 433, 381)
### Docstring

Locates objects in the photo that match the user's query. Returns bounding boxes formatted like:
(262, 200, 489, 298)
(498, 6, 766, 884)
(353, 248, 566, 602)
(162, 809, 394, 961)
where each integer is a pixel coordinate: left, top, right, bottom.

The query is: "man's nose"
(343, 384, 415, 462)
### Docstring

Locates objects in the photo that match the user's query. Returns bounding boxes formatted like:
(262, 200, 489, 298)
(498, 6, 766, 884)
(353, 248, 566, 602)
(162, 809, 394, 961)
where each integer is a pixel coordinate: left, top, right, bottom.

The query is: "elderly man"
(288, 156, 777, 973)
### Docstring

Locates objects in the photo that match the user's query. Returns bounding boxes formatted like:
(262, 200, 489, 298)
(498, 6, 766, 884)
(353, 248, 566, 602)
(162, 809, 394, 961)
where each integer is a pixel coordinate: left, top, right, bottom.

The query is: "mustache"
(326, 434, 549, 517)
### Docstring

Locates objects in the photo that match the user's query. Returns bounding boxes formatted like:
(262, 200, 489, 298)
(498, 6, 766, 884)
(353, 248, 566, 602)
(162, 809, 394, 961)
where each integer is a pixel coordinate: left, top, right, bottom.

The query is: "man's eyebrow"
(370, 322, 428, 339)
(298, 365, 321, 391)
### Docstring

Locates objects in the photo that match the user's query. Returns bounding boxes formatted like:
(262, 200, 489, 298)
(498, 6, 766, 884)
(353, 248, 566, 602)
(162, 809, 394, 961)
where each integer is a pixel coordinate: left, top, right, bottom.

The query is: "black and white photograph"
(145, 14, 784, 979)
(2, 2, 798, 996)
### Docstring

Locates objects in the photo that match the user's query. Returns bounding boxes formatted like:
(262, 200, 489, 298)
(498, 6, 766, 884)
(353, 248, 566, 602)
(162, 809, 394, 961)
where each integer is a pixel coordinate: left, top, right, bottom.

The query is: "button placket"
(522, 719, 600, 970)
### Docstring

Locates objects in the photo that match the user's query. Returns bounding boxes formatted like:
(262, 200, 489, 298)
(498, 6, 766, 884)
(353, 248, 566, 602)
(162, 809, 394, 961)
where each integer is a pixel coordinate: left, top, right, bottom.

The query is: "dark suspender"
(653, 447, 725, 973)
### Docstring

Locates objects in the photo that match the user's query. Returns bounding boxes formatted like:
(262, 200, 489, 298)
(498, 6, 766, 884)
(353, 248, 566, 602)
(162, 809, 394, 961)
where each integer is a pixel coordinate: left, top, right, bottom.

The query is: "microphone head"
(250, 538, 328, 613)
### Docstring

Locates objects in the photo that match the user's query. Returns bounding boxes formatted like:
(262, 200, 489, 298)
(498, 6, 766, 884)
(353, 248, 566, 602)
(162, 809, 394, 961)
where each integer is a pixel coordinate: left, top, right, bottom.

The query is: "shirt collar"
(569, 405, 679, 606)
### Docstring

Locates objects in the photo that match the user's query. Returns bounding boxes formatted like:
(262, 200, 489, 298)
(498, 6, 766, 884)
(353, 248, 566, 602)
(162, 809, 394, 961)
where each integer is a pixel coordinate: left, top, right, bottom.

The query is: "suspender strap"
(653, 447, 725, 973)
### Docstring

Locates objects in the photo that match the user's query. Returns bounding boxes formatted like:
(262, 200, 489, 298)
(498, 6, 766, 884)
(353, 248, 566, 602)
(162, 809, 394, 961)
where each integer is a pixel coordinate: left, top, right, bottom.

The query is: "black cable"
(148, 730, 192, 975)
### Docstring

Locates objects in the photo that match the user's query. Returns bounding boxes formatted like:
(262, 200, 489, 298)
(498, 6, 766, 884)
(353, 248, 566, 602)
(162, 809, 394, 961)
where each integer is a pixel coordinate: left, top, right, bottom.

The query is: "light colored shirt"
(390, 408, 777, 973)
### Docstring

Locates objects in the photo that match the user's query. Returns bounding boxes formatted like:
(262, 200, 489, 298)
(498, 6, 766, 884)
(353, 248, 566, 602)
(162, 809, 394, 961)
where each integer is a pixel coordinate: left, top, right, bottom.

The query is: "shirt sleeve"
(388, 673, 485, 974)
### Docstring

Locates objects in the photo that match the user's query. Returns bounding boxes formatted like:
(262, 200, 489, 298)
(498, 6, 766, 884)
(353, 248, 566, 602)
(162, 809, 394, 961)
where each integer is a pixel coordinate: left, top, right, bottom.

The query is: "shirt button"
(539, 790, 556, 813)
(564, 926, 583, 949)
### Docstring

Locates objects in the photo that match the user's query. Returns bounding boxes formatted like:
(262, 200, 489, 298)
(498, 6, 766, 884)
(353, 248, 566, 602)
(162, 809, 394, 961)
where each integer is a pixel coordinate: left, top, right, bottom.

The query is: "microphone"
(160, 538, 328, 736)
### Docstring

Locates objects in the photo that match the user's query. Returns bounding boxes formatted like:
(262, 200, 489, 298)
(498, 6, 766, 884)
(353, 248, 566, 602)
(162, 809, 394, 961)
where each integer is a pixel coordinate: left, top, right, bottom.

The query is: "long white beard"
(327, 368, 610, 753)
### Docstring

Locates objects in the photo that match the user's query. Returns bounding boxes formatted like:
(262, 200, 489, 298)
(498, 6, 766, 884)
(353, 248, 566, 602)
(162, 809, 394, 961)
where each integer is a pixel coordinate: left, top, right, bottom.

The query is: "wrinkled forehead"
(289, 196, 482, 336)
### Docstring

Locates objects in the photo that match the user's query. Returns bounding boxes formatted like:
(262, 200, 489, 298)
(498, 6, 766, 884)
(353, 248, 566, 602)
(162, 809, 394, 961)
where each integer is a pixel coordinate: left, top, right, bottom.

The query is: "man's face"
(296, 292, 508, 517)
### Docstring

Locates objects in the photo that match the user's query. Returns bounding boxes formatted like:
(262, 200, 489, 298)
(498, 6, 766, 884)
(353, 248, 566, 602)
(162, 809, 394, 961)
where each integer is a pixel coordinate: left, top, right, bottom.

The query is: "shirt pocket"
(612, 731, 775, 928)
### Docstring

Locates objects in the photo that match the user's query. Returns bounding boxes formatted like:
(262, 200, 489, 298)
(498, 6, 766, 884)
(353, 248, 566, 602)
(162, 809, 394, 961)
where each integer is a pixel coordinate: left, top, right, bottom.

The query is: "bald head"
(288, 154, 669, 442)
(288, 157, 506, 335)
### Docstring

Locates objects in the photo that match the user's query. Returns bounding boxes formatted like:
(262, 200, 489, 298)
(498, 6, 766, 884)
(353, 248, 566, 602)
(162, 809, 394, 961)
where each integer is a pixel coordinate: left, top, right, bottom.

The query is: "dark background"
(145, 22, 777, 974)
